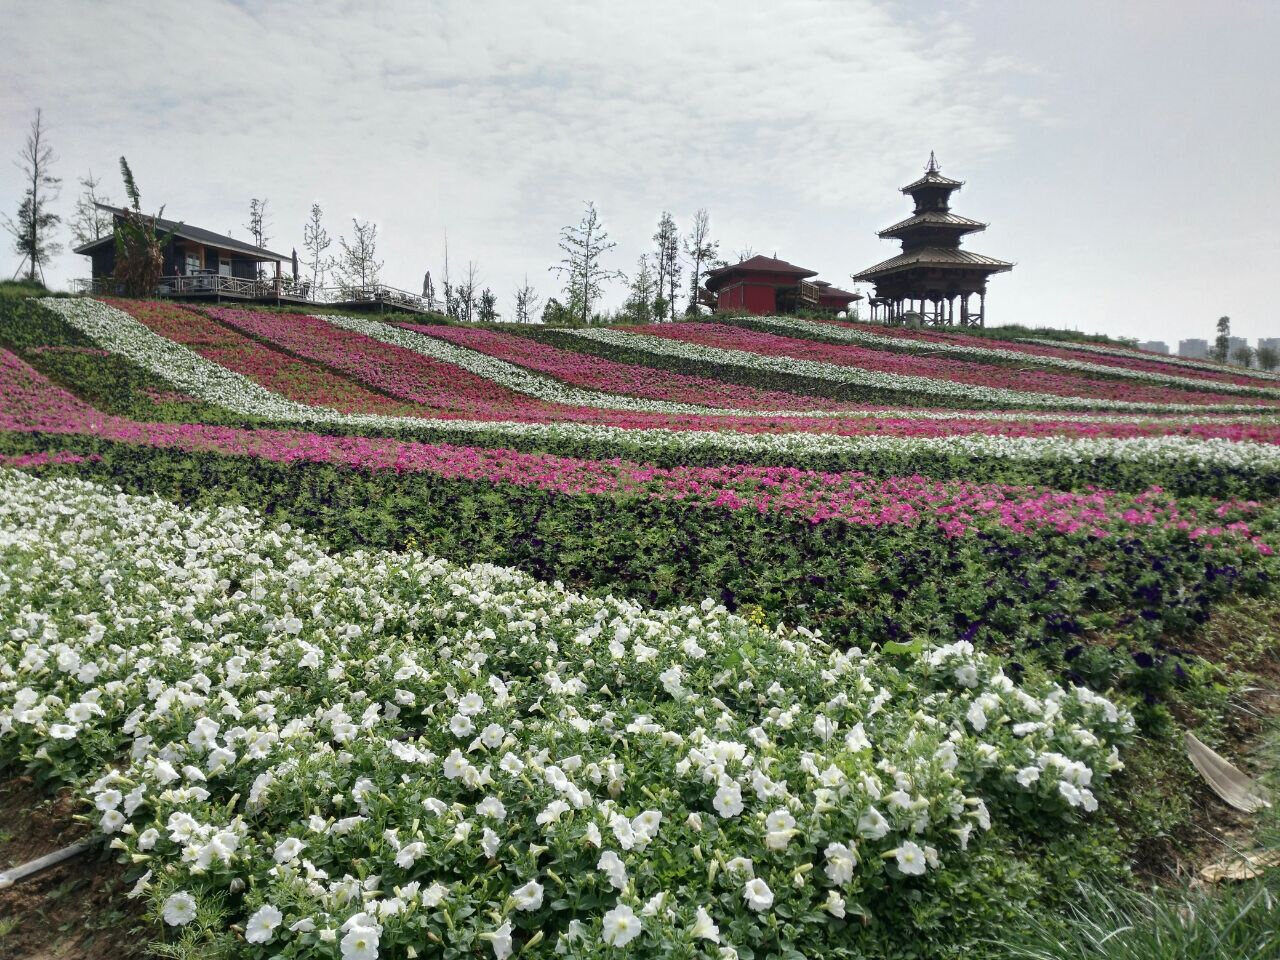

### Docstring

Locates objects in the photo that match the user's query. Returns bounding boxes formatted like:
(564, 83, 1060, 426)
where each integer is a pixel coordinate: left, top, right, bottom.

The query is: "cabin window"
(185, 251, 202, 274)
(219, 258, 231, 277)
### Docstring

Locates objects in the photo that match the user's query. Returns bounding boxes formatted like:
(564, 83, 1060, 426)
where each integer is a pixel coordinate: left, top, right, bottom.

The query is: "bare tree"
(1231, 343, 1256, 368)
(69, 170, 112, 247)
(551, 201, 624, 325)
(733, 246, 757, 263)
(5, 109, 62, 283)
(513, 274, 541, 323)
(453, 261, 480, 322)
(334, 218, 383, 289)
(245, 198, 271, 279)
(683, 208, 718, 315)
(302, 202, 332, 291)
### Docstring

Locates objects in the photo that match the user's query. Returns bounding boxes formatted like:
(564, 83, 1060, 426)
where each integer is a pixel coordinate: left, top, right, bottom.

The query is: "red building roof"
(704, 255, 818, 292)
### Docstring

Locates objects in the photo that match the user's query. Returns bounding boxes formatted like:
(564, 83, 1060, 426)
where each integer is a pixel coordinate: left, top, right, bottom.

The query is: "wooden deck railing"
(70, 277, 435, 313)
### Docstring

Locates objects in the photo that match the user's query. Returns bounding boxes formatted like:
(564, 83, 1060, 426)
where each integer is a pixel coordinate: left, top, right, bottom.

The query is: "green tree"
(1257, 345, 1279, 372)
(112, 157, 179, 297)
(622, 254, 656, 324)
(1231, 343, 1255, 368)
(334, 218, 383, 289)
(4, 109, 61, 283)
(477, 286, 499, 323)
(652, 211, 680, 322)
(1213, 316, 1231, 363)
(551, 201, 623, 325)
(302, 202, 332, 291)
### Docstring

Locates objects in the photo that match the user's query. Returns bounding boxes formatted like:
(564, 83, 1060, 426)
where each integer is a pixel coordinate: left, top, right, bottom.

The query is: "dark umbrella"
(291, 248, 300, 282)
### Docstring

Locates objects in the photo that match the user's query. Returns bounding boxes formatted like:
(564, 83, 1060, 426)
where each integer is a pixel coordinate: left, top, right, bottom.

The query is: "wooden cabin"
(75, 205, 288, 291)
(703, 255, 860, 316)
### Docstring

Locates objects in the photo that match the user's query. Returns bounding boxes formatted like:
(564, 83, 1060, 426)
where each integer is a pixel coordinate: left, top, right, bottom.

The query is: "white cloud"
(1, 0, 1021, 315)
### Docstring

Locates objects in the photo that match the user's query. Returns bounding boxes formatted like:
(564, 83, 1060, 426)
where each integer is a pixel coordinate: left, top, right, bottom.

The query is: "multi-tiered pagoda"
(853, 153, 1012, 327)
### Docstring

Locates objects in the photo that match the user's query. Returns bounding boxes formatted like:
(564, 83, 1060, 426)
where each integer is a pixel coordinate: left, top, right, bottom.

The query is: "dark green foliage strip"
(4, 433, 1275, 721)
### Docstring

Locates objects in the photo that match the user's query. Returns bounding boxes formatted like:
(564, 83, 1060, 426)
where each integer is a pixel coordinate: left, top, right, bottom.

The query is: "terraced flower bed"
(2, 295, 1278, 960)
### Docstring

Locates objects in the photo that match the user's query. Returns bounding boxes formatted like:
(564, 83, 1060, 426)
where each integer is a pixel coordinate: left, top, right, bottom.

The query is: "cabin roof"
(851, 246, 1013, 282)
(74, 205, 290, 261)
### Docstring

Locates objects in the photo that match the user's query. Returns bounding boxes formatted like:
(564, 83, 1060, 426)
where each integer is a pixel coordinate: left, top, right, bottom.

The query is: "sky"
(1, 0, 1277, 345)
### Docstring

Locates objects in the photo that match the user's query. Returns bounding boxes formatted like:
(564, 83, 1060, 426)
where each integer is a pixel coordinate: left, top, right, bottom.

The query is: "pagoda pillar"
(978, 291, 986, 327)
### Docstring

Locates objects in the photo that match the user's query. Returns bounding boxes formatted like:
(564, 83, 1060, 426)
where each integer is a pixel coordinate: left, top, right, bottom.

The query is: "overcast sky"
(2, 0, 1276, 344)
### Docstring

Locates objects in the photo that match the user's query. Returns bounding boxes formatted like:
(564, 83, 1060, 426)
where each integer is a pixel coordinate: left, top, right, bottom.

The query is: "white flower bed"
(745, 316, 1280, 398)
(564, 327, 1274, 414)
(0, 470, 1133, 957)
(37, 299, 1280, 476)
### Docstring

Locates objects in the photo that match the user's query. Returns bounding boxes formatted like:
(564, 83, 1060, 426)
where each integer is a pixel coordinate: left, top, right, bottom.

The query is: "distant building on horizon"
(1258, 337, 1280, 353)
(1138, 340, 1169, 354)
(1179, 339, 1209, 359)
(1227, 336, 1248, 357)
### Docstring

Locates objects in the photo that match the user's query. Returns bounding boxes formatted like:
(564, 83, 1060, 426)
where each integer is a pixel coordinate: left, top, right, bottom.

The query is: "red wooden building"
(702, 255, 860, 316)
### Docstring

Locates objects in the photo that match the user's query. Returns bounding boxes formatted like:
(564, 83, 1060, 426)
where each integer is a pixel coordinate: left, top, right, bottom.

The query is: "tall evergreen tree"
(652, 211, 680, 322)
(4, 109, 61, 283)
(1213, 316, 1231, 364)
(477, 286, 499, 323)
(623, 254, 657, 324)
(551, 201, 623, 325)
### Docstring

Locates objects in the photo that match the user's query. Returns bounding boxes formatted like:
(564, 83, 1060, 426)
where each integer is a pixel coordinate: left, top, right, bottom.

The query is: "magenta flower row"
(828, 319, 1278, 390)
(636, 324, 1279, 408)
(1, 346, 1272, 555)
(405, 323, 865, 411)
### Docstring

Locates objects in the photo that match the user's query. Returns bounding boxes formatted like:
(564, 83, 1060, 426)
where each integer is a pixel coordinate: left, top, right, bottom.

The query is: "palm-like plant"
(112, 157, 179, 297)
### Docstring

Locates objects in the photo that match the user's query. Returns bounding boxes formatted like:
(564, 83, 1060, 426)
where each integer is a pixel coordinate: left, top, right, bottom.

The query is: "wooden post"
(978, 291, 985, 327)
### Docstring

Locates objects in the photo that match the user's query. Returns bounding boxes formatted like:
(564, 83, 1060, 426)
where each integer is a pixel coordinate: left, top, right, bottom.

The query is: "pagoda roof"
(704, 255, 817, 291)
(851, 246, 1013, 282)
(878, 211, 987, 239)
(900, 170, 964, 193)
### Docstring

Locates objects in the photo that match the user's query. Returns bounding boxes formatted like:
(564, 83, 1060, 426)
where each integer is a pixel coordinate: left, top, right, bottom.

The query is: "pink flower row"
(55, 302, 1280, 444)
(637, 324, 1279, 408)
(0, 346, 1273, 555)
(405, 323, 865, 411)
(830, 319, 1278, 390)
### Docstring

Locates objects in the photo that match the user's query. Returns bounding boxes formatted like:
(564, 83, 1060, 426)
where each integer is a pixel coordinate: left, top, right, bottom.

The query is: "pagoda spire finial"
(925, 150, 940, 174)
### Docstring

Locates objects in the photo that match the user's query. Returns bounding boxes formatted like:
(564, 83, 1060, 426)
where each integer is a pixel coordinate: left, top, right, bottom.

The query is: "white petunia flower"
(743, 877, 774, 912)
(691, 905, 720, 942)
(601, 904, 642, 947)
(245, 904, 283, 944)
(511, 879, 544, 911)
(162, 891, 197, 926)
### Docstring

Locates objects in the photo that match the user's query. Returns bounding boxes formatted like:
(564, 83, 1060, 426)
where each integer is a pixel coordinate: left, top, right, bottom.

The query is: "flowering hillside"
(1, 295, 1278, 959)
